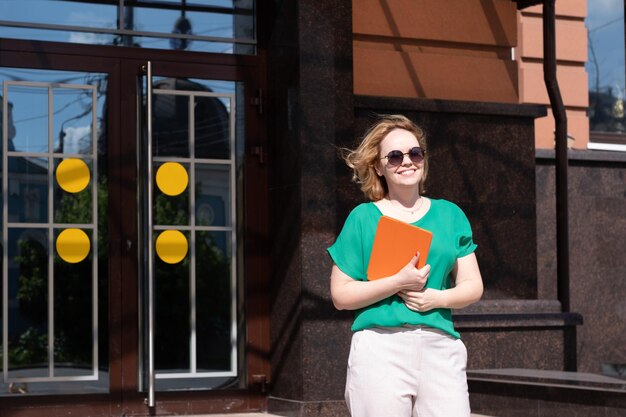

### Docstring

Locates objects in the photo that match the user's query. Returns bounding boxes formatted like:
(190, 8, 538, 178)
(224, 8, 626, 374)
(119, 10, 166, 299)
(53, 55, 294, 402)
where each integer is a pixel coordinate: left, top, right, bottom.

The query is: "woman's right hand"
(394, 253, 430, 291)
(330, 254, 429, 311)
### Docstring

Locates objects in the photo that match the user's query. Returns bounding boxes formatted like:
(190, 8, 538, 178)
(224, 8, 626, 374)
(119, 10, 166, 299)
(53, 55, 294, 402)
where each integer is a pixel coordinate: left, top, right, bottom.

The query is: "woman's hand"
(393, 252, 430, 291)
(330, 253, 430, 311)
(398, 253, 484, 313)
(398, 288, 446, 312)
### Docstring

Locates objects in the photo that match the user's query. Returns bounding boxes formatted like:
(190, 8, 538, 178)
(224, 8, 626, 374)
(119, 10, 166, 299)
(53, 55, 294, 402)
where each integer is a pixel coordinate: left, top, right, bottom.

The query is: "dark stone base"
(454, 300, 583, 371)
(469, 370, 626, 417)
(268, 397, 349, 417)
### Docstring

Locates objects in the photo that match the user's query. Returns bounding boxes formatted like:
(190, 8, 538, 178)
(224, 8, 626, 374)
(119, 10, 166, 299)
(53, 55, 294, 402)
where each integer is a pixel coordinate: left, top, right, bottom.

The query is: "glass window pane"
(53, 229, 93, 375)
(196, 165, 231, 227)
(141, 9, 232, 39)
(155, 235, 191, 373)
(8, 156, 48, 224)
(152, 89, 190, 158)
(7, 84, 49, 153)
(195, 96, 231, 159)
(1, 67, 108, 395)
(0, 0, 117, 30)
(54, 158, 93, 224)
(0, 0, 117, 45)
(0, 1, 255, 53)
(587, 0, 626, 133)
(154, 162, 190, 226)
(128, 1, 254, 52)
(53, 87, 96, 155)
(7, 228, 49, 379)
(196, 231, 232, 372)
(173, 79, 235, 95)
(125, 35, 245, 53)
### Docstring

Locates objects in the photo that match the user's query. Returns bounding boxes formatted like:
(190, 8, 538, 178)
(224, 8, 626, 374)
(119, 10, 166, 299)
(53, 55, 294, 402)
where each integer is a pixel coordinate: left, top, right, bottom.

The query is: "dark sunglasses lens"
(408, 147, 425, 163)
(386, 150, 404, 166)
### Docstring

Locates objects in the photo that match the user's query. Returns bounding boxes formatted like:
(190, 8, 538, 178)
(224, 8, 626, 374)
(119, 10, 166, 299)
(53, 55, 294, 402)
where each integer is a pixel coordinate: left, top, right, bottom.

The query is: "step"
(187, 413, 493, 417)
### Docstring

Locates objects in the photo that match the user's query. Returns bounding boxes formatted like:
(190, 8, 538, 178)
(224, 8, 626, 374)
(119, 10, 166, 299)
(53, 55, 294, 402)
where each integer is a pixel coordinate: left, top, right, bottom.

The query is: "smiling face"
(375, 128, 425, 195)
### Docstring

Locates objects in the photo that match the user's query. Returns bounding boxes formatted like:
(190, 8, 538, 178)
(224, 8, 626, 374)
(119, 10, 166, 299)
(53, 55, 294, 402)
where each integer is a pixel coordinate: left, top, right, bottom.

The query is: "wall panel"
(353, 0, 517, 46)
(353, 0, 519, 103)
(354, 48, 518, 102)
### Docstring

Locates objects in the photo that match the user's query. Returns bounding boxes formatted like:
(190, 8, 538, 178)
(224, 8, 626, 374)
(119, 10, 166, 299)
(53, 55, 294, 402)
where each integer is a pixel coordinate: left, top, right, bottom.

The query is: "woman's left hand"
(398, 288, 446, 312)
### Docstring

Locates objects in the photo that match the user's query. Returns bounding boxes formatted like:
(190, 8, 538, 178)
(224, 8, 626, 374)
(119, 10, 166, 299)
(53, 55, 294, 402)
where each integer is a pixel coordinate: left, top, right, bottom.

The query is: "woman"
(328, 114, 483, 417)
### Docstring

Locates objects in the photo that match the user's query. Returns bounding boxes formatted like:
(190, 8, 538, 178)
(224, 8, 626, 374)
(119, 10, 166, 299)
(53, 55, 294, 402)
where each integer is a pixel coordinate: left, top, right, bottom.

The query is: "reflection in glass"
(53, 87, 95, 155)
(196, 231, 232, 372)
(53, 229, 93, 375)
(8, 84, 49, 153)
(195, 96, 230, 160)
(7, 156, 49, 224)
(196, 165, 231, 227)
(162, 78, 236, 95)
(587, 0, 626, 133)
(0, 1, 255, 54)
(7, 228, 49, 379)
(1, 67, 109, 395)
(154, 242, 191, 373)
(0, 1, 117, 34)
(54, 159, 93, 224)
(142, 77, 240, 390)
(153, 89, 190, 158)
(153, 163, 190, 226)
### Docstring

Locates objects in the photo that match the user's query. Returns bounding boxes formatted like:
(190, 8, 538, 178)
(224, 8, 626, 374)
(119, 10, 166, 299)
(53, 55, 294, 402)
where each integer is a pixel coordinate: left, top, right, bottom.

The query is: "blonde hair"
(345, 114, 428, 201)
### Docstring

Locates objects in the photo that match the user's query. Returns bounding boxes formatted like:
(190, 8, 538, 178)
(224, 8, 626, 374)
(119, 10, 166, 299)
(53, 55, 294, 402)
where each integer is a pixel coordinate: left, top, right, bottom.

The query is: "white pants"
(345, 326, 470, 417)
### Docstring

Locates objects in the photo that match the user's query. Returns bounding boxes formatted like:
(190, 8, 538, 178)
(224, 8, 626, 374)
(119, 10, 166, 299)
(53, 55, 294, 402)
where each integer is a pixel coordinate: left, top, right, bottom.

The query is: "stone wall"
(536, 150, 626, 374)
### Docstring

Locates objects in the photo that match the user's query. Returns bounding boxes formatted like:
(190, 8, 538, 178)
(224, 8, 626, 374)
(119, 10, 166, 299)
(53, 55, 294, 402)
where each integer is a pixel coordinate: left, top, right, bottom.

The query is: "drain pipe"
(543, 0, 570, 312)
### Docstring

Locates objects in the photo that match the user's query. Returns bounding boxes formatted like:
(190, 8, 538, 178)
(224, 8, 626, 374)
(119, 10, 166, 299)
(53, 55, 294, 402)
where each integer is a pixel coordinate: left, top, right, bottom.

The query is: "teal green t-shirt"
(327, 199, 477, 338)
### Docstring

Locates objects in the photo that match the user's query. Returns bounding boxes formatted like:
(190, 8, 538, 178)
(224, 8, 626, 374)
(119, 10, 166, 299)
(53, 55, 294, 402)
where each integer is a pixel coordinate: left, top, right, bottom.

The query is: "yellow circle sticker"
(56, 158, 90, 193)
(156, 162, 188, 196)
(56, 228, 91, 264)
(155, 230, 188, 264)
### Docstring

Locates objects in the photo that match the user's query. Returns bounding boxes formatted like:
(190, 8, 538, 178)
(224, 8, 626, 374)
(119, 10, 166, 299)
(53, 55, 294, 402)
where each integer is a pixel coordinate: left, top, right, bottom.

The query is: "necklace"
(389, 197, 424, 215)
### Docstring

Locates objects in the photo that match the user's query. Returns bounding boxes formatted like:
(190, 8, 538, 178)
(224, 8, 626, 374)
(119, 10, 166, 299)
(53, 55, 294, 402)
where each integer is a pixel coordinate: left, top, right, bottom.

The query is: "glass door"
(138, 62, 247, 404)
(1, 66, 109, 396)
(0, 50, 269, 416)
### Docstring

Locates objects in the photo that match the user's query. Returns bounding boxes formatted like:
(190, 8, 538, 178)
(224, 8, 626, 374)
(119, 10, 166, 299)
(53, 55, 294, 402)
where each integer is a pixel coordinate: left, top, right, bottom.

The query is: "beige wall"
(353, 0, 519, 103)
(353, 0, 591, 150)
(517, 0, 589, 149)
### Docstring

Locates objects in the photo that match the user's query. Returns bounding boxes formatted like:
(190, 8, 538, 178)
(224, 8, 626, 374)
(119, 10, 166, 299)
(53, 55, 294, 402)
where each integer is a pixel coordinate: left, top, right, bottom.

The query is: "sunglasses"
(380, 147, 426, 167)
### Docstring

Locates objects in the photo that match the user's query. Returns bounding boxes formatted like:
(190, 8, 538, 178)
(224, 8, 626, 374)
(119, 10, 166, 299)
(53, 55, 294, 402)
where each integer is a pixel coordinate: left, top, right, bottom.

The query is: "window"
(586, 0, 626, 149)
(0, 0, 256, 55)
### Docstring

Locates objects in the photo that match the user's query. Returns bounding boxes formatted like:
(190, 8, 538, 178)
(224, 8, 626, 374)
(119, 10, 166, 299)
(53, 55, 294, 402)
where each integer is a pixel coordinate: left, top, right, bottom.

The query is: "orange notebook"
(367, 216, 433, 280)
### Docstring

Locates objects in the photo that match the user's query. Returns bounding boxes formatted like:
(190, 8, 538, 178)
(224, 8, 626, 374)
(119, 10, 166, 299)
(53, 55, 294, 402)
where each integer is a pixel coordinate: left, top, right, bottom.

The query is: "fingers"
(398, 288, 435, 312)
(408, 251, 420, 267)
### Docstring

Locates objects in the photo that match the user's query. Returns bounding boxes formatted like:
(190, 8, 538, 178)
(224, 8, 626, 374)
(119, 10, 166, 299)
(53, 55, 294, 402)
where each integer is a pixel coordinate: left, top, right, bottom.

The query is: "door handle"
(141, 61, 156, 409)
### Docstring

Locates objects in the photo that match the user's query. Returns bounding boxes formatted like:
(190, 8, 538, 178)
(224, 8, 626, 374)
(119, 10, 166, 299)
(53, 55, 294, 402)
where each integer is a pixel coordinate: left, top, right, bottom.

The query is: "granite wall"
(267, 0, 354, 415)
(536, 150, 626, 375)
(464, 151, 626, 417)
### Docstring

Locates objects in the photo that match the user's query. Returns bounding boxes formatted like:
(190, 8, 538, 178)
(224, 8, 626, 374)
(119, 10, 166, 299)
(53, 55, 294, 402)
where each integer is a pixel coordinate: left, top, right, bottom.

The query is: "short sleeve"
(327, 208, 367, 281)
(454, 206, 478, 258)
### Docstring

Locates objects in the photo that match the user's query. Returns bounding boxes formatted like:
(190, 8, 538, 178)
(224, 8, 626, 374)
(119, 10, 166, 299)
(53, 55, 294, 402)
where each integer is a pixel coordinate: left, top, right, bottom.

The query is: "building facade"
(0, 1, 624, 416)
